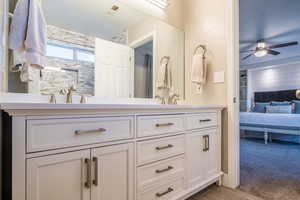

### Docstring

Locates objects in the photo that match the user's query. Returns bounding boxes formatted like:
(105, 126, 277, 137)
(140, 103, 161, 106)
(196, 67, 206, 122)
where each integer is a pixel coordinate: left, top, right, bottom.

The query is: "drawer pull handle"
(155, 123, 174, 127)
(156, 144, 174, 150)
(75, 128, 106, 135)
(92, 157, 99, 186)
(156, 187, 174, 197)
(199, 119, 212, 123)
(203, 135, 210, 152)
(84, 158, 91, 188)
(156, 166, 174, 173)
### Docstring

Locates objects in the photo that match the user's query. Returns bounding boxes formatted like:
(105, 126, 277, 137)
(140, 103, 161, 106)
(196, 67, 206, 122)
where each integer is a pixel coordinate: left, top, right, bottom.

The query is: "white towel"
(191, 54, 207, 91)
(9, 0, 47, 69)
(157, 58, 172, 89)
(20, 63, 37, 82)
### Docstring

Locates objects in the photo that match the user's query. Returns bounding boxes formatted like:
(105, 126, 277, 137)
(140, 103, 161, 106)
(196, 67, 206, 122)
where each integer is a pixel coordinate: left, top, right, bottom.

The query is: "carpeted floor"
(239, 138, 300, 200)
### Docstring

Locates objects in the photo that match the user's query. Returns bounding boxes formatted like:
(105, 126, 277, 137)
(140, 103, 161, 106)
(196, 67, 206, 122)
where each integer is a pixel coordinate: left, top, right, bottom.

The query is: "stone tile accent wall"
(41, 25, 95, 96)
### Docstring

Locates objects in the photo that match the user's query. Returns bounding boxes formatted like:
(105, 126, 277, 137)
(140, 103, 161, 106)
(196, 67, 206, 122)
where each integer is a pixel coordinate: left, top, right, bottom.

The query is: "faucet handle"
(80, 95, 87, 104)
(69, 85, 77, 92)
(49, 94, 56, 104)
(59, 88, 68, 95)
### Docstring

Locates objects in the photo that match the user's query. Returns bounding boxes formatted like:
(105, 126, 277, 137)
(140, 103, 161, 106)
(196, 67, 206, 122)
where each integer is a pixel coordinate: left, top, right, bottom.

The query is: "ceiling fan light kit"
(241, 40, 299, 60)
(254, 49, 268, 57)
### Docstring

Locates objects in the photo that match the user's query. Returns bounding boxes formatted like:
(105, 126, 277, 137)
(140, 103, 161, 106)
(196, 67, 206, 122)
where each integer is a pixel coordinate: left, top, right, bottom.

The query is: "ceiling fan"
(241, 40, 298, 60)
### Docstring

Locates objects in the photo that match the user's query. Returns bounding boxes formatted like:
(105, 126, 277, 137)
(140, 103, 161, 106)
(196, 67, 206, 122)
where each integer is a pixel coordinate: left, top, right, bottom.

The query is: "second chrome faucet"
(50, 86, 87, 104)
(66, 86, 76, 104)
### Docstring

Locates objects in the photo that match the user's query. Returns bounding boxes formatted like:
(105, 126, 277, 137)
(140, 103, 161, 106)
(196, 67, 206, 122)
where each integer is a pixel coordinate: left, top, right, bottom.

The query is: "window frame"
(46, 43, 95, 63)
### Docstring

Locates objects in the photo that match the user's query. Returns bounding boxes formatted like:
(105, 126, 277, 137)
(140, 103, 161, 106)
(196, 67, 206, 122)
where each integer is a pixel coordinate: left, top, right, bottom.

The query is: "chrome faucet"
(66, 86, 76, 104)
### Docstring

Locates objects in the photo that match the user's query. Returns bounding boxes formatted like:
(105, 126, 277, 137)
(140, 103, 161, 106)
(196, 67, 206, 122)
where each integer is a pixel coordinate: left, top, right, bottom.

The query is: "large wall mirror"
(3, 0, 184, 100)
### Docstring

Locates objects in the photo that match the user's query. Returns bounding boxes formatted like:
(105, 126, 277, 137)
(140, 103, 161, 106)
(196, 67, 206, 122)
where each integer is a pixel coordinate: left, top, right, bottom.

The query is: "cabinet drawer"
(186, 113, 217, 130)
(137, 135, 185, 165)
(27, 116, 134, 152)
(137, 156, 185, 190)
(137, 177, 185, 200)
(137, 115, 185, 138)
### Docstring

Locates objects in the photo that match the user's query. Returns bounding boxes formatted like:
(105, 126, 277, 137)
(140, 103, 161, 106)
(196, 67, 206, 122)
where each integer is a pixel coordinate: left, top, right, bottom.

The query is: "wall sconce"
(296, 89, 300, 99)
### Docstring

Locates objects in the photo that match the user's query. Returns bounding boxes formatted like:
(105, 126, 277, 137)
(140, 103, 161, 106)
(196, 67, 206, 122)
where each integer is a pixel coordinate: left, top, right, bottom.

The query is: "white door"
(27, 150, 91, 200)
(95, 38, 134, 98)
(91, 143, 134, 200)
(186, 129, 219, 187)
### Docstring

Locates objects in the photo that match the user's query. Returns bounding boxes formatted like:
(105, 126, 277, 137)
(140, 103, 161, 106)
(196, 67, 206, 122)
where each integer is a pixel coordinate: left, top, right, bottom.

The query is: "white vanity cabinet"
(27, 150, 91, 200)
(186, 129, 220, 187)
(27, 143, 134, 200)
(0, 104, 223, 200)
(91, 143, 134, 200)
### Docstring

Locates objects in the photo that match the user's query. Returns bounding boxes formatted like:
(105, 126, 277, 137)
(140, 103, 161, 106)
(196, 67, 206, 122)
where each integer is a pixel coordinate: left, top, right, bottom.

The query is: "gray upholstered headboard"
(254, 89, 298, 103)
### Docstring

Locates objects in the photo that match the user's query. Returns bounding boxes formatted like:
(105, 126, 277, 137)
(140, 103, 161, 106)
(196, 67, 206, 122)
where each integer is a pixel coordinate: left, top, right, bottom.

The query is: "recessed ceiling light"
(145, 0, 169, 9)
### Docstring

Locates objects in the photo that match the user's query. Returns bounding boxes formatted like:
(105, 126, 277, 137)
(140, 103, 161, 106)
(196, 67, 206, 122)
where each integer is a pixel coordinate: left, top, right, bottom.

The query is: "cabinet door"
(186, 131, 206, 187)
(91, 143, 134, 200)
(204, 130, 219, 180)
(27, 150, 91, 200)
(186, 129, 219, 187)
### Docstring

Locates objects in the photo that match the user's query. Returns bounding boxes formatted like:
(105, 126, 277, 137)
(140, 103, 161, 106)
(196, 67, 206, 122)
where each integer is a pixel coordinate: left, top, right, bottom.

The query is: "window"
(46, 44, 74, 60)
(46, 43, 95, 63)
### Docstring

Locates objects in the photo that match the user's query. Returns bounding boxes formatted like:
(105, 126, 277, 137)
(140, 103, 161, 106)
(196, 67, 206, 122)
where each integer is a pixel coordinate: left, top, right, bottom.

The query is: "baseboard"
(222, 173, 239, 189)
(173, 172, 223, 200)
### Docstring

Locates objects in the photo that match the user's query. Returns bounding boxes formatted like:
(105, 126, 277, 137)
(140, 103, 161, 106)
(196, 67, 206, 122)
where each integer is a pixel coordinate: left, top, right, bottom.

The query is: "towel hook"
(194, 45, 207, 58)
(160, 56, 170, 65)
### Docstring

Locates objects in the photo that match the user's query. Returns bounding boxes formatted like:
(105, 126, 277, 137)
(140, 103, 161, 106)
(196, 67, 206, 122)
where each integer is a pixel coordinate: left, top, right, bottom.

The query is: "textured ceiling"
(240, 0, 300, 68)
(42, 0, 148, 40)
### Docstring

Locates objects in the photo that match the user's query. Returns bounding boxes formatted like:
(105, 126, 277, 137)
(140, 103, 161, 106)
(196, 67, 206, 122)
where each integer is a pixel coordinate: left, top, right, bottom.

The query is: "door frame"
(223, 0, 240, 188)
(129, 31, 157, 98)
(1, 0, 9, 92)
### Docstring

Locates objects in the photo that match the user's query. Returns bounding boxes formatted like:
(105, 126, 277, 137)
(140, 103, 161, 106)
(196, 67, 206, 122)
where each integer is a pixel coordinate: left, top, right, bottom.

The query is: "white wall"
(0, 0, 5, 92)
(183, 0, 230, 175)
(248, 62, 300, 106)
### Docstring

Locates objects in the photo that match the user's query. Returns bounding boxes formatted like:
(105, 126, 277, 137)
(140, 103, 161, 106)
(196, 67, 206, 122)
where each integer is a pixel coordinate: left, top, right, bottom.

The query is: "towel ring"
(160, 56, 170, 65)
(194, 45, 207, 58)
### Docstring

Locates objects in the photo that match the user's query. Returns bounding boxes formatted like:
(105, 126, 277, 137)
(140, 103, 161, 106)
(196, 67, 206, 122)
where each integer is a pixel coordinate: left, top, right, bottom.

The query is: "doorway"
(133, 41, 153, 98)
(130, 32, 157, 99)
(237, 0, 300, 199)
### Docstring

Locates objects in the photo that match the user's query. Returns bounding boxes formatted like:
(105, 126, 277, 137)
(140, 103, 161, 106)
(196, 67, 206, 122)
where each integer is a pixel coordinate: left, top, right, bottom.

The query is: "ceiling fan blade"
(240, 50, 256, 53)
(269, 41, 298, 49)
(242, 54, 253, 60)
(267, 49, 280, 55)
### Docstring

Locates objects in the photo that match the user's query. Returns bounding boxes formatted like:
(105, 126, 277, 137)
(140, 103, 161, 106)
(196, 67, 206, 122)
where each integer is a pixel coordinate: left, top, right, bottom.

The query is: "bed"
(240, 89, 300, 144)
